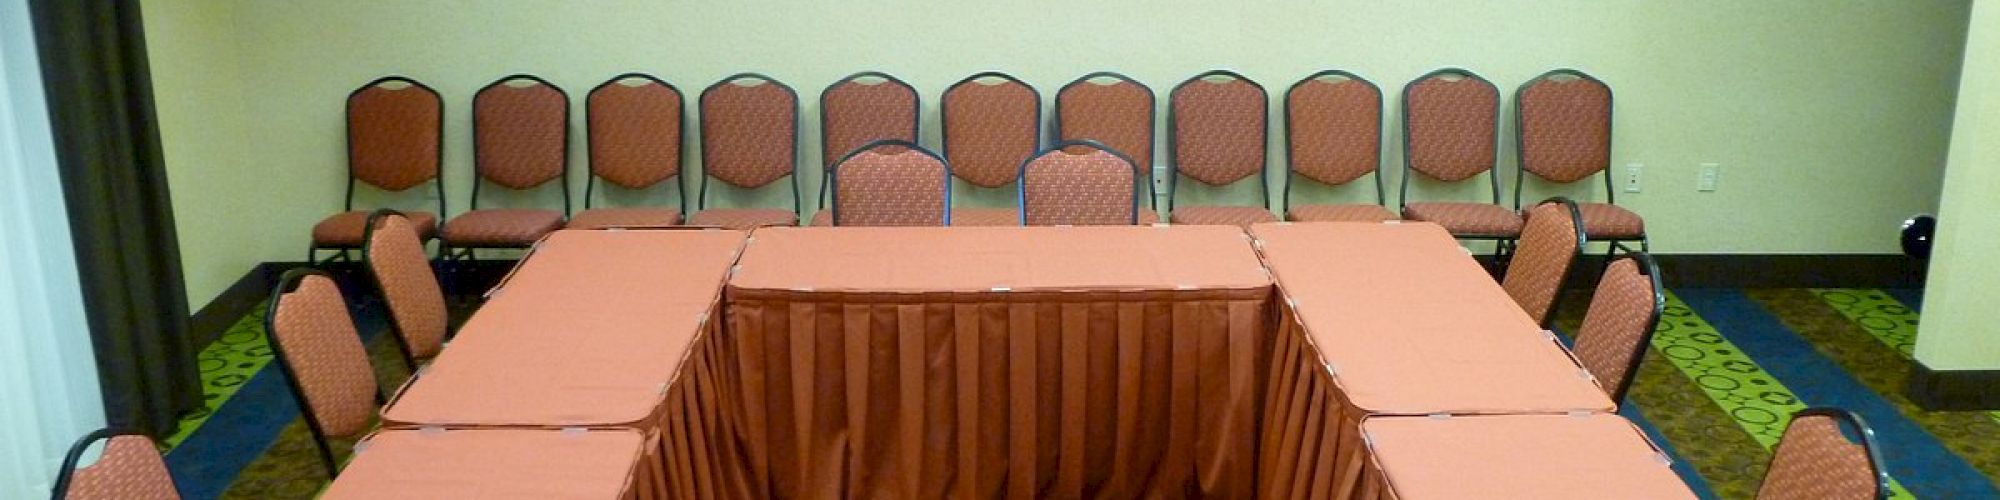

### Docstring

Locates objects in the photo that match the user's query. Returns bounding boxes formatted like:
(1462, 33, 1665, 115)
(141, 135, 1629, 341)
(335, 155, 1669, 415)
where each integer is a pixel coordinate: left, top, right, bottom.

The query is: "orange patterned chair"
(828, 139, 951, 227)
(816, 71, 920, 226)
(1501, 197, 1584, 327)
(1571, 251, 1663, 405)
(1055, 72, 1159, 224)
(942, 72, 1040, 226)
(363, 210, 449, 371)
(265, 269, 386, 478)
(1283, 70, 1397, 223)
(1758, 408, 1890, 500)
(310, 76, 442, 263)
(53, 429, 179, 499)
(441, 75, 569, 258)
(1168, 70, 1278, 227)
(1019, 140, 1142, 226)
(569, 73, 686, 230)
(1400, 69, 1518, 240)
(688, 73, 802, 229)
(1515, 69, 1647, 249)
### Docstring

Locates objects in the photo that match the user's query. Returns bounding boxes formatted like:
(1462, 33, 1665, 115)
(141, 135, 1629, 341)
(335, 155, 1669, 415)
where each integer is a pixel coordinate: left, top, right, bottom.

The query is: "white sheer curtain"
(0, 0, 109, 496)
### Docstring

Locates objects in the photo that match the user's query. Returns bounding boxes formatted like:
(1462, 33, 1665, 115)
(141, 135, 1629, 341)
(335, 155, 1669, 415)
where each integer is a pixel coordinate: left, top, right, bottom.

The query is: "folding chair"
(1167, 70, 1278, 227)
(52, 429, 179, 499)
(1283, 70, 1397, 223)
(1571, 251, 1664, 405)
(1054, 72, 1158, 223)
(1018, 140, 1142, 226)
(814, 71, 919, 226)
(1514, 69, 1647, 253)
(1501, 197, 1585, 327)
(264, 269, 387, 478)
(1400, 69, 1518, 242)
(363, 210, 449, 371)
(828, 139, 951, 227)
(440, 75, 569, 260)
(1758, 408, 1891, 500)
(687, 73, 802, 229)
(309, 76, 442, 264)
(939, 72, 1040, 226)
(569, 73, 686, 229)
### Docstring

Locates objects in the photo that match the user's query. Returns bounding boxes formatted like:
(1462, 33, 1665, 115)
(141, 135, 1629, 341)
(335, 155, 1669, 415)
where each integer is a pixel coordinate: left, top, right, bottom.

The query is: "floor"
(158, 284, 2000, 499)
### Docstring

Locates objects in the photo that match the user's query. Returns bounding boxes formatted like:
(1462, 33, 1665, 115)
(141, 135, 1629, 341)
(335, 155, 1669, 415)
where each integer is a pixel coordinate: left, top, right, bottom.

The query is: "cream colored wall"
(1916, 0, 2000, 371)
(145, 0, 1969, 307)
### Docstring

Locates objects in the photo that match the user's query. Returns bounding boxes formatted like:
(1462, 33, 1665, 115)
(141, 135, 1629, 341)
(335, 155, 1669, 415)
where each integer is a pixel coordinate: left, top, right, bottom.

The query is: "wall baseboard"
(1908, 361, 2000, 411)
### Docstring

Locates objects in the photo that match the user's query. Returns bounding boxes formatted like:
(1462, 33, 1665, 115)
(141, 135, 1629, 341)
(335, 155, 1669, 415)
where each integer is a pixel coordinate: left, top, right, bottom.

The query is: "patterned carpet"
(158, 284, 2000, 499)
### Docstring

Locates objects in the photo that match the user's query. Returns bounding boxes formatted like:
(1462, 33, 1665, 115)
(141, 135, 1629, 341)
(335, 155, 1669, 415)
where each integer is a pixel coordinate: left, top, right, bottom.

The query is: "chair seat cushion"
(1402, 202, 1522, 238)
(688, 208, 798, 230)
(1170, 206, 1279, 227)
(566, 207, 684, 230)
(314, 210, 437, 247)
(1287, 204, 1399, 223)
(950, 207, 1020, 226)
(442, 209, 565, 247)
(1138, 210, 1162, 225)
(808, 210, 832, 227)
(1578, 202, 1645, 239)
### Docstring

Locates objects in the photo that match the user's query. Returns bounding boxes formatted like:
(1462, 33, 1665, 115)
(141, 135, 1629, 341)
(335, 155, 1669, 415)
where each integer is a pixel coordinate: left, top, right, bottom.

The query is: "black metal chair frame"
(1015, 139, 1144, 226)
(311, 76, 446, 265)
(1165, 69, 1271, 216)
(583, 72, 689, 217)
(264, 267, 390, 479)
(827, 139, 952, 227)
(1280, 69, 1388, 217)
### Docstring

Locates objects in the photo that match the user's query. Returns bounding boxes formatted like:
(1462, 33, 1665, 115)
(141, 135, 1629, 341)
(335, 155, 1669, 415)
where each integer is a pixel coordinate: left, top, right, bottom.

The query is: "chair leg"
(310, 432, 340, 479)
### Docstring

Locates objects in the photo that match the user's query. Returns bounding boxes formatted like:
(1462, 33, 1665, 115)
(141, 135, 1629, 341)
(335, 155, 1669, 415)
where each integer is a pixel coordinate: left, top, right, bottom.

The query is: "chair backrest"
(942, 72, 1040, 188)
(820, 71, 919, 169)
(700, 73, 799, 191)
(1170, 70, 1267, 188)
(473, 75, 569, 191)
(1402, 68, 1499, 183)
(1758, 408, 1891, 500)
(1055, 72, 1154, 179)
(830, 139, 950, 226)
(346, 76, 441, 193)
(1516, 69, 1612, 184)
(1286, 70, 1382, 189)
(586, 73, 683, 191)
(265, 270, 380, 442)
(1019, 140, 1141, 226)
(363, 210, 447, 366)
(1572, 252, 1663, 404)
(53, 429, 179, 500)
(1502, 198, 1584, 327)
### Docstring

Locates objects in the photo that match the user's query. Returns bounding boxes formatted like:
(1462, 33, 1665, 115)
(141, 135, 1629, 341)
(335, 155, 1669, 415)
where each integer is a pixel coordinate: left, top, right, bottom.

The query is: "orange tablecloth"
(1248, 222, 1616, 499)
(726, 226, 1273, 498)
(324, 428, 649, 499)
(381, 229, 748, 499)
(1360, 414, 1696, 499)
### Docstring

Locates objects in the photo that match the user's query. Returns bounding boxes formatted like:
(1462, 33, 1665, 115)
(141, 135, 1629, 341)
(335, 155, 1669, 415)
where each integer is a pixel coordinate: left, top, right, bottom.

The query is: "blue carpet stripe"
(163, 365, 302, 500)
(1674, 289, 1997, 499)
(1885, 288, 1924, 312)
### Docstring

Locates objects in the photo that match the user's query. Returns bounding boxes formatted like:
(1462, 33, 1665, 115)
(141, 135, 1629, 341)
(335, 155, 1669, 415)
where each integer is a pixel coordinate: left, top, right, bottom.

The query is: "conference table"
(725, 226, 1274, 498)
(374, 229, 750, 499)
(1248, 222, 1644, 499)
(1359, 413, 1694, 499)
(322, 428, 651, 499)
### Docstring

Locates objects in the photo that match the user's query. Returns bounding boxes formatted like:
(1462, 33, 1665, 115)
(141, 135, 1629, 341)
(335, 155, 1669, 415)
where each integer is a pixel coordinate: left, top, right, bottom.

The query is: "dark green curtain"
(29, 0, 200, 436)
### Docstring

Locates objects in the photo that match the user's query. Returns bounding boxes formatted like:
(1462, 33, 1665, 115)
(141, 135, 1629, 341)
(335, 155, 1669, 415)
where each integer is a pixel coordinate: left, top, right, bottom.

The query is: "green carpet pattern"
(162, 306, 275, 450)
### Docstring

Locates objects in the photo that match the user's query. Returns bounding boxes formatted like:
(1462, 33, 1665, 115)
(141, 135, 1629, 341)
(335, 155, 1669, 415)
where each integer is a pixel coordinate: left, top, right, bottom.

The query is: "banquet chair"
(1282, 70, 1397, 222)
(828, 139, 951, 226)
(1054, 72, 1158, 223)
(814, 71, 920, 226)
(1018, 140, 1143, 226)
(1571, 251, 1663, 405)
(1501, 197, 1584, 328)
(688, 73, 802, 229)
(569, 73, 686, 230)
(1400, 69, 1518, 241)
(51, 429, 179, 500)
(942, 72, 1040, 226)
(1168, 70, 1279, 227)
(441, 75, 569, 260)
(309, 76, 442, 264)
(1514, 69, 1648, 252)
(265, 268, 388, 479)
(363, 210, 449, 371)
(1757, 408, 1891, 500)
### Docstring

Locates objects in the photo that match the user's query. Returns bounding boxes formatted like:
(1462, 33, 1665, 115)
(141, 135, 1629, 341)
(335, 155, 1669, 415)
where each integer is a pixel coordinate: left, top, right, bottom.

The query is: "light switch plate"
(1623, 163, 1643, 193)
(1697, 163, 1721, 192)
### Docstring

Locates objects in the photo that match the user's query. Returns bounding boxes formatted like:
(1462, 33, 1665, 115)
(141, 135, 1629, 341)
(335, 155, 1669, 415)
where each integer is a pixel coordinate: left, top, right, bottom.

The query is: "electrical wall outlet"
(1697, 163, 1721, 192)
(1623, 163, 1643, 193)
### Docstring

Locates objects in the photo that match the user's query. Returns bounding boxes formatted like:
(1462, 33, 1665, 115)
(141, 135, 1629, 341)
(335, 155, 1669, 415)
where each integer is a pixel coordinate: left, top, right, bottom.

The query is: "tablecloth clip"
(792, 286, 814, 292)
(352, 438, 371, 454)
(1461, 246, 1473, 255)
(561, 427, 588, 437)
(1273, 221, 1293, 226)
(729, 265, 742, 279)
(1576, 368, 1596, 382)
(1151, 222, 1170, 228)
(1568, 410, 1593, 418)
(1653, 452, 1674, 467)
(1323, 362, 1337, 378)
(991, 286, 1012, 292)
(1175, 284, 1197, 290)
(1382, 220, 1402, 225)
(419, 426, 446, 436)
(656, 382, 671, 395)
(1359, 429, 1374, 448)
(1542, 329, 1559, 341)
(1427, 413, 1451, 420)
(696, 311, 711, 326)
